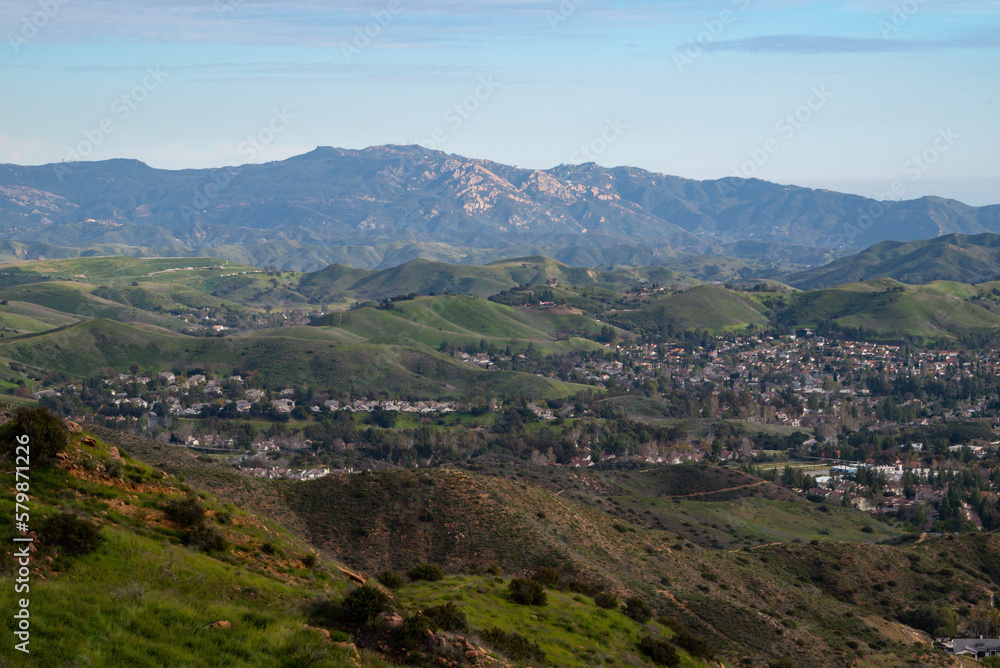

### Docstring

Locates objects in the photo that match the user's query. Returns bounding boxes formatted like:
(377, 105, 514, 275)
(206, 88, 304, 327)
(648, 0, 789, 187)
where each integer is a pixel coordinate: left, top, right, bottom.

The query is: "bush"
(164, 495, 206, 528)
(898, 605, 958, 637)
(531, 566, 560, 587)
(622, 596, 653, 623)
(563, 578, 598, 597)
(674, 630, 714, 659)
(391, 613, 432, 651)
(43, 512, 101, 556)
(104, 459, 123, 479)
(376, 570, 404, 589)
(638, 636, 680, 666)
(186, 524, 227, 552)
(339, 584, 393, 624)
(407, 563, 443, 582)
(423, 602, 468, 633)
(593, 592, 618, 609)
(509, 578, 547, 606)
(479, 628, 546, 663)
(12, 407, 68, 459)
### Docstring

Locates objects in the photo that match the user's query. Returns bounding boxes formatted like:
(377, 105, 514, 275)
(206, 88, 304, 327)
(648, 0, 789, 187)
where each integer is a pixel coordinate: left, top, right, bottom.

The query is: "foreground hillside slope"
(5, 407, 998, 666)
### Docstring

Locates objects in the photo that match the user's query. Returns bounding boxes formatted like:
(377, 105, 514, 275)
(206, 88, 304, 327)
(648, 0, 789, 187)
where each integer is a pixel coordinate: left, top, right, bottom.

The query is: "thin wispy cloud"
(703, 32, 1000, 54)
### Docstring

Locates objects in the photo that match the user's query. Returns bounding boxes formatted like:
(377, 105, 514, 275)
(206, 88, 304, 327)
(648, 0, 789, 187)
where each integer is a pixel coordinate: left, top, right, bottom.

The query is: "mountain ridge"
(2, 145, 998, 271)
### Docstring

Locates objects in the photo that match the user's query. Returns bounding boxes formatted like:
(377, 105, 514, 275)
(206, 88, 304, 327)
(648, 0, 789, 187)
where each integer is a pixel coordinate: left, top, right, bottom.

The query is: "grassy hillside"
(611, 285, 772, 333)
(787, 233, 1000, 289)
(274, 460, 992, 666)
(0, 318, 582, 399)
(0, 410, 717, 668)
(0, 412, 380, 667)
(298, 256, 700, 303)
(7, 407, 993, 666)
(777, 280, 1000, 339)
(311, 295, 610, 353)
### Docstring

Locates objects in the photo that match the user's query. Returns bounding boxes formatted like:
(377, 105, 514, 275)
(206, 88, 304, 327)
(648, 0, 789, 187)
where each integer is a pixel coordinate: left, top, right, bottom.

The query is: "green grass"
(311, 295, 609, 353)
(0, 318, 584, 400)
(394, 575, 703, 668)
(780, 281, 1000, 339)
(0, 424, 391, 668)
(612, 285, 771, 333)
(675, 497, 898, 545)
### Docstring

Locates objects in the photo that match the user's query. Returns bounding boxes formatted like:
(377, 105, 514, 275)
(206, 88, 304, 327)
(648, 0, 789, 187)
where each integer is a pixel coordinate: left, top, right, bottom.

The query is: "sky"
(1, 0, 997, 205)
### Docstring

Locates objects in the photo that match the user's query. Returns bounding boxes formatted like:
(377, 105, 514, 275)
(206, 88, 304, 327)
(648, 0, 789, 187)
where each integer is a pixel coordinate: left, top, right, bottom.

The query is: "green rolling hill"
(787, 233, 1000, 289)
(609, 285, 772, 334)
(775, 279, 1000, 339)
(0, 318, 582, 400)
(310, 295, 612, 353)
(297, 256, 700, 303)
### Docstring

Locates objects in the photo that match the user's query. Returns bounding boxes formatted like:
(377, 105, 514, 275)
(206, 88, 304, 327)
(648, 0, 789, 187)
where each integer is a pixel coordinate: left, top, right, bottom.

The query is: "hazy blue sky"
(1, 0, 997, 204)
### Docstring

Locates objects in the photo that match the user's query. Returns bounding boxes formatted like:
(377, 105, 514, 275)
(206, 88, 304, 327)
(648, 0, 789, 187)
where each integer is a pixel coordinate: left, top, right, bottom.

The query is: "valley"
(5, 248, 1000, 665)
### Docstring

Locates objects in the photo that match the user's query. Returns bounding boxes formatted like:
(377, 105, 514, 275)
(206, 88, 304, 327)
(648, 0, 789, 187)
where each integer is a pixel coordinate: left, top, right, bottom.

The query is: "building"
(946, 638, 1000, 659)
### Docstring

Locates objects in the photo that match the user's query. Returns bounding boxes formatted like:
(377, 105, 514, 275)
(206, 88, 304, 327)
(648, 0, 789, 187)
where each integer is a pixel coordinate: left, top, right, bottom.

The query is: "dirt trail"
(662, 480, 767, 499)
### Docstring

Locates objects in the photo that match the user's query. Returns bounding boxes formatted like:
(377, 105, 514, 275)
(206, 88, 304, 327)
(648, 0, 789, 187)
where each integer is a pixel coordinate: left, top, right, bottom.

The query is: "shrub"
(104, 459, 123, 479)
(407, 563, 443, 582)
(531, 566, 560, 587)
(509, 578, 547, 606)
(622, 596, 653, 623)
(593, 592, 618, 609)
(479, 628, 546, 663)
(110, 580, 145, 606)
(339, 584, 393, 624)
(423, 602, 468, 633)
(638, 636, 680, 666)
(164, 495, 206, 528)
(186, 524, 227, 552)
(391, 613, 432, 651)
(12, 407, 68, 459)
(563, 578, 598, 596)
(376, 570, 404, 589)
(674, 630, 714, 659)
(43, 512, 101, 556)
(898, 605, 958, 637)
(658, 616, 686, 634)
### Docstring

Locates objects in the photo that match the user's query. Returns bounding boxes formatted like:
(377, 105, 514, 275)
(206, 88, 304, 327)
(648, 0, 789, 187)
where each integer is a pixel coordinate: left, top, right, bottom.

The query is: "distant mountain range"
(1, 145, 998, 271)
